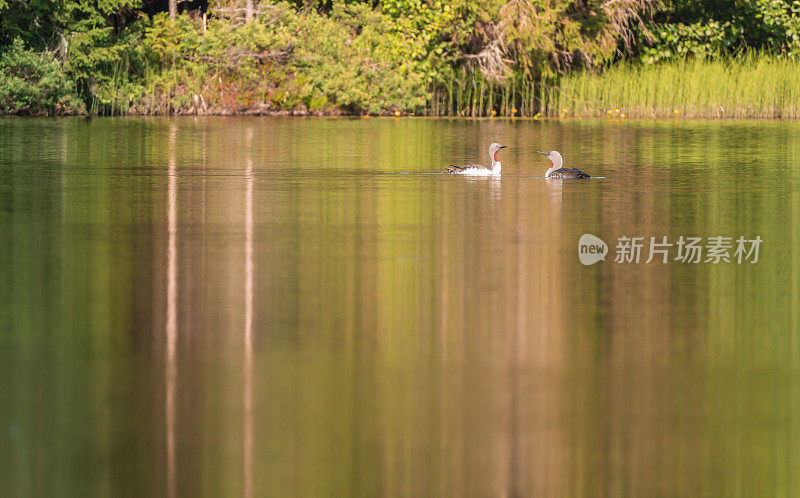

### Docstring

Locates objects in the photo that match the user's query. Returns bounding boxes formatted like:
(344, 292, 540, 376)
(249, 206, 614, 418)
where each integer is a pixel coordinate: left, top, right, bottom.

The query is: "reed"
(431, 68, 548, 117)
(429, 55, 800, 119)
(546, 54, 800, 119)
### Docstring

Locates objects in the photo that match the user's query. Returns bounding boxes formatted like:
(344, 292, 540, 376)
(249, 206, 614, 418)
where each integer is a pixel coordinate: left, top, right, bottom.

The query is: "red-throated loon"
(446, 143, 507, 176)
(537, 150, 590, 179)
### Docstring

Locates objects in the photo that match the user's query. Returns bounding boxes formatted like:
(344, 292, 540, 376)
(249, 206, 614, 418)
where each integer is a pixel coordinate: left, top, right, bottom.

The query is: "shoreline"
(4, 113, 800, 122)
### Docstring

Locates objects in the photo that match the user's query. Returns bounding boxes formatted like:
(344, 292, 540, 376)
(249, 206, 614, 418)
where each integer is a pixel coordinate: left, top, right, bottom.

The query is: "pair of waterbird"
(445, 143, 590, 179)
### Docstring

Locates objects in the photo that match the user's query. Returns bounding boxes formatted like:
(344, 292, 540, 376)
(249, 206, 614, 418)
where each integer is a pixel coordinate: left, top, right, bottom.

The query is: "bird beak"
(499, 145, 508, 149)
(536, 151, 547, 156)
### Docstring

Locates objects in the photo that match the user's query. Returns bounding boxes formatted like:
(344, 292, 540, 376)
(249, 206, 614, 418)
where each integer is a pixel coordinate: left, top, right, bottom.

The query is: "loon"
(537, 150, 590, 179)
(446, 143, 507, 176)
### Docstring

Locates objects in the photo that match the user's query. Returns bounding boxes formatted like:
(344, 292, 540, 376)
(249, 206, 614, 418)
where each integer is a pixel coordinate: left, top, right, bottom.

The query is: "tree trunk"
(169, 0, 178, 20)
(245, 0, 254, 22)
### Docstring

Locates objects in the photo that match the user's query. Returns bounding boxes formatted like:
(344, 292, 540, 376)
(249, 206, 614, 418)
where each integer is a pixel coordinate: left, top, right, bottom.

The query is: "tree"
(246, 0, 254, 22)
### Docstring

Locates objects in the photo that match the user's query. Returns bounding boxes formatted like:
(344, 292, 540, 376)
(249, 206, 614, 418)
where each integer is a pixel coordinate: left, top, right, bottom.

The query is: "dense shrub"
(639, 0, 800, 61)
(640, 21, 742, 63)
(0, 0, 662, 116)
(0, 38, 85, 115)
(73, 3, 473, 115)
(8, 0, 798, 116)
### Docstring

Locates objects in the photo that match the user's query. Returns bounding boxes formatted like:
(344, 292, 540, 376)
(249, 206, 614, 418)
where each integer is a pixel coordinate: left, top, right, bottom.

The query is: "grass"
(429, 55, 800, 120)
(428, 68, 557, 118)
(546, 54, 800, 119)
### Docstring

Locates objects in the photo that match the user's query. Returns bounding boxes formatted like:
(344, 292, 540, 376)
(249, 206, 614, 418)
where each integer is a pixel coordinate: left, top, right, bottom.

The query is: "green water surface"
(1, 117, 799, 497)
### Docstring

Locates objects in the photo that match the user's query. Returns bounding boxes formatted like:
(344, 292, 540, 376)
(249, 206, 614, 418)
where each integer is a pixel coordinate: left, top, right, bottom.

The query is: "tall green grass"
(546, 55, 800, 119)
(429, 55, 800, 119)
(428, 67, 557, 118)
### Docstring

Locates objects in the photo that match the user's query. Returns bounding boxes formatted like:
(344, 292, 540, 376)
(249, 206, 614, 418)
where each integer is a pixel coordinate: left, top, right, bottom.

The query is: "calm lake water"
(1, 117, 800, 497)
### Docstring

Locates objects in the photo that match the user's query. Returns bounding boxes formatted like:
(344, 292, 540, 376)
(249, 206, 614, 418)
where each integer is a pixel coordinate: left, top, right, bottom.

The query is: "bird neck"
(545, 156, 562, 177)
(490, 151, 502, 173)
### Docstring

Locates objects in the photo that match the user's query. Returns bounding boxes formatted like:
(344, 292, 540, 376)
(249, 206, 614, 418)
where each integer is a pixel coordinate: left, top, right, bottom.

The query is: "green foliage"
(0, 0, 140, 49)
(280, 3, 429, 113)
(641, 21, 742, 63)
(642, 0, 800, 60)
(739, 0, 800, 52)
(0, 0, 657, 116)
(8, 0, 800, 117)
(0, 0, 65, 50)
(0, 38, 85, 114)
(66, 2, 477, 115)
(492, 0, 621, 77)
